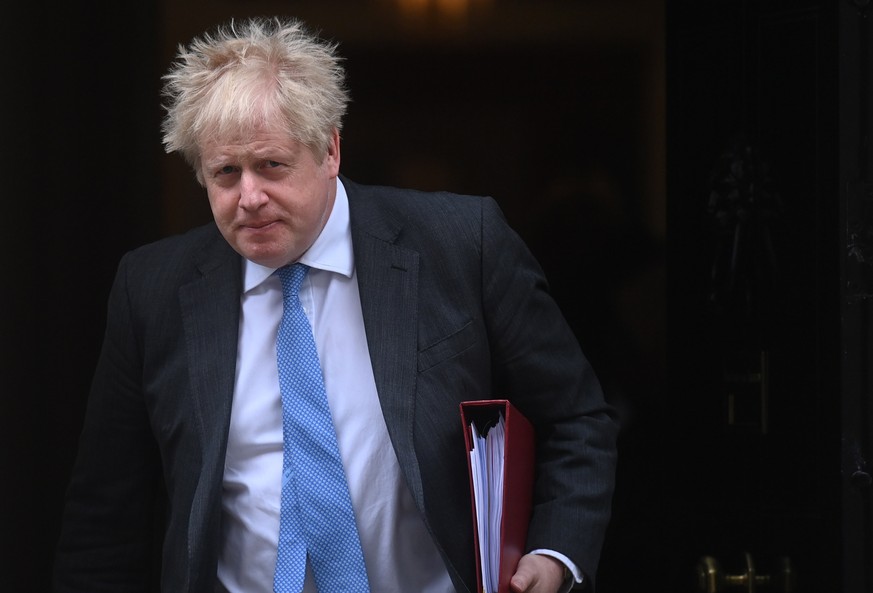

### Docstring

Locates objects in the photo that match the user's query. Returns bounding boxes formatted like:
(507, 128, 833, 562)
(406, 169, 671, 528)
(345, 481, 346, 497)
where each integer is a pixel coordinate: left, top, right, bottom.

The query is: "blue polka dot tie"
(273, 264, 370, 593)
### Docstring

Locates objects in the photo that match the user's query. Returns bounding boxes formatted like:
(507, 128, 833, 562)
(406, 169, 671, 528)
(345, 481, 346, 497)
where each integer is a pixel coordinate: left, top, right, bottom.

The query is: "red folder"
(460, 399, 535, 593)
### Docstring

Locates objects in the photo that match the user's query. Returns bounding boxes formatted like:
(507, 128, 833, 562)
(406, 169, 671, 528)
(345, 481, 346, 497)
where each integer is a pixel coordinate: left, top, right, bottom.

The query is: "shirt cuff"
(528, 549, 584, 592)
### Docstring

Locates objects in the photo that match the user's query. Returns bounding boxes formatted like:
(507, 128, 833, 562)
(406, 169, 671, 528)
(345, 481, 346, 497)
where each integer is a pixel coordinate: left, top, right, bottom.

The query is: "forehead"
(200, 129, 302, 160)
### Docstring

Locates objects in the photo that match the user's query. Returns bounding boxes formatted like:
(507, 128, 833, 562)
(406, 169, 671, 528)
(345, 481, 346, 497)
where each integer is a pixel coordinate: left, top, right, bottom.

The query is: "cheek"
(206, 189, 235, 221)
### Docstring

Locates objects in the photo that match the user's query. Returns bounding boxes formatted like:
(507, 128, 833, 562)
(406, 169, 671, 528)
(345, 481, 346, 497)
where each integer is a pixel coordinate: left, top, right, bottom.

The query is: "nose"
(239, 170, 268, 210)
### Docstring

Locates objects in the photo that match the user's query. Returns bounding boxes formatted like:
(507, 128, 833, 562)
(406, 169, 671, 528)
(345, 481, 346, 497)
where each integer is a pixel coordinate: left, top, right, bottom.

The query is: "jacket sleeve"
(479, 196, 619, 586)
(53, 254, 163, 593)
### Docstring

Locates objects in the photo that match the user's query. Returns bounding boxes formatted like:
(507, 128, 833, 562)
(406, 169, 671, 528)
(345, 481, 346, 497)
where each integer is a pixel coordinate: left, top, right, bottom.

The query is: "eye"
(219, 165, 237, 175)
(264, 160, 283, 169)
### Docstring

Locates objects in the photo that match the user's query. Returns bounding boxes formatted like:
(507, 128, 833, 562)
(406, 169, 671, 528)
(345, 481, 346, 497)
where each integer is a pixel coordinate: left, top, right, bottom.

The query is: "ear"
(325, 128, 341, 177)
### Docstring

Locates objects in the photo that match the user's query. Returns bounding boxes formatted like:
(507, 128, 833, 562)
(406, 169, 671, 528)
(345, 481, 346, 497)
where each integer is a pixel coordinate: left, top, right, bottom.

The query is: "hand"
(509, 553, 568, 593)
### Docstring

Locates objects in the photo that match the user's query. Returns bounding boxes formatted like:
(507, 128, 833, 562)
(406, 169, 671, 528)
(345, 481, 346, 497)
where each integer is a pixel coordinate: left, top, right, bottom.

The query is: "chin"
(252, 255, 289, 268)
(235, 246, 285, 268)
(232, 235, 277, 261)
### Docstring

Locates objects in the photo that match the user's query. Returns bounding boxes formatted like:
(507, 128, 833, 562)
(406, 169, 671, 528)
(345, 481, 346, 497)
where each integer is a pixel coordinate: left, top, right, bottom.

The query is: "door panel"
(598, 2, 845, 591)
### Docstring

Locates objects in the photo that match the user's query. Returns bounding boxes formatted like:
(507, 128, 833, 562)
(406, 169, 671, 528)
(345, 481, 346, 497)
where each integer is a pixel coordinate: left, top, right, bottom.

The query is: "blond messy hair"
(161, 16, 350, 182)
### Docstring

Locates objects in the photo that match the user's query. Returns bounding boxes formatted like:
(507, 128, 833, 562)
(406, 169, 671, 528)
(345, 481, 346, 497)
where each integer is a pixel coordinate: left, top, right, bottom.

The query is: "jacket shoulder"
(114, 222, 236, 296)
(342, 176, 506, 247)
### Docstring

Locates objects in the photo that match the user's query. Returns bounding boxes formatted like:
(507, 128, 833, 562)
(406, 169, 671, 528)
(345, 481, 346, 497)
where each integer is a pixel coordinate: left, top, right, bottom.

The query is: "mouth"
(241, 220, 278, 231)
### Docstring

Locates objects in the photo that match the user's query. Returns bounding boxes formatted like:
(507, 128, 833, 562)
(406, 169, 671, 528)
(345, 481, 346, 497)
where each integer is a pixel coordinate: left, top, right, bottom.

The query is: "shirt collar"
(242, 178, 354, 293)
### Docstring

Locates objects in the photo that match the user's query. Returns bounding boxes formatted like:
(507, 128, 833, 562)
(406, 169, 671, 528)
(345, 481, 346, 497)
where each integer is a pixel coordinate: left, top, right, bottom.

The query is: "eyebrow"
(204, 144, 300, 165)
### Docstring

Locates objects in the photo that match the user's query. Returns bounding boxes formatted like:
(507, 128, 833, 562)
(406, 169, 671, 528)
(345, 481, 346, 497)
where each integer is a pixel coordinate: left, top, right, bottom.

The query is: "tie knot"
(277, 263, 309, 299)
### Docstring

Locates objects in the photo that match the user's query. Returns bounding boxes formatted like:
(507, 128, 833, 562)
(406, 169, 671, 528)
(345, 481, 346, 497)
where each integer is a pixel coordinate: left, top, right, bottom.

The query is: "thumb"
(510, 568, 534, 593)
(508, 553, 567, 593)
(509, 554, 543, 592)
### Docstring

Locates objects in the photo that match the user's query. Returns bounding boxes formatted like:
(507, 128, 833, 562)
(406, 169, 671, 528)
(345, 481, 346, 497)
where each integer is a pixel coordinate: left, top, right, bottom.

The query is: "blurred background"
(3, 0, 869, 591)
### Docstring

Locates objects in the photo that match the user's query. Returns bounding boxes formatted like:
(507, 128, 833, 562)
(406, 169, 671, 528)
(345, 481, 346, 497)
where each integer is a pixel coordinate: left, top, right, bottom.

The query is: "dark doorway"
(603, 1, 858, 592)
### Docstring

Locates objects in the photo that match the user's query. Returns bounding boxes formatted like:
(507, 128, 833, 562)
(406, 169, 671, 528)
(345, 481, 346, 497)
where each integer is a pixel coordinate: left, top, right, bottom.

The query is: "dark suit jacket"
(54, 177, 618, 593)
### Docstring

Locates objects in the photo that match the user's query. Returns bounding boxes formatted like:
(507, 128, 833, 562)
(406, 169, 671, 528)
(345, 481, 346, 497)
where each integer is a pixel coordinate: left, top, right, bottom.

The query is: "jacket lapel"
(179, 234, 241, 456)
(347, 183, 426, 512)
(177, 229, 241, 577)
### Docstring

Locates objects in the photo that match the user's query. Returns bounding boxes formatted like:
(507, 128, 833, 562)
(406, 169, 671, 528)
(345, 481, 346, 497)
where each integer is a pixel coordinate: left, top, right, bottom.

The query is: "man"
(54, 16, 618, 593)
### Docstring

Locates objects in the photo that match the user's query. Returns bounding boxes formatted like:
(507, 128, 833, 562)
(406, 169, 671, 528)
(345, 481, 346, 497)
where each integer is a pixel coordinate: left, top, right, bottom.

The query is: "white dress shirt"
(217, 181, 455, 593)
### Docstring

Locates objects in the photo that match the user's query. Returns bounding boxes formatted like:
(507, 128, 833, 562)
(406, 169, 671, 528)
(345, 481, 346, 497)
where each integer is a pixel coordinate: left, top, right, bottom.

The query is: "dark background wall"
(3, 2, 667, 590)
(2, 2, 164, 590)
